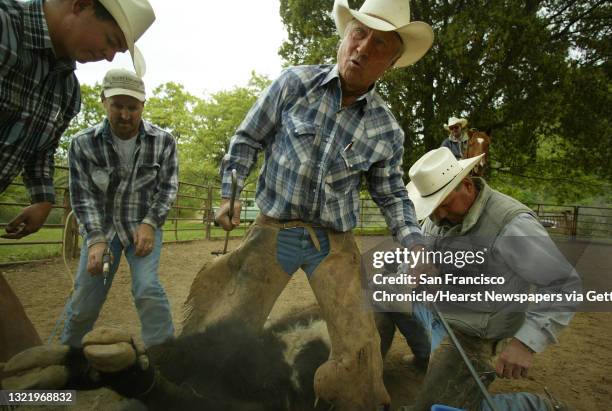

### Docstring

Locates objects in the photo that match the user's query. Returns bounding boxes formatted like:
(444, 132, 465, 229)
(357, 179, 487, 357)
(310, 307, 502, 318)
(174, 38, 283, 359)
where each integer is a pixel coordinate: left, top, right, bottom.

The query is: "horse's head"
(465, 130, 491, 176)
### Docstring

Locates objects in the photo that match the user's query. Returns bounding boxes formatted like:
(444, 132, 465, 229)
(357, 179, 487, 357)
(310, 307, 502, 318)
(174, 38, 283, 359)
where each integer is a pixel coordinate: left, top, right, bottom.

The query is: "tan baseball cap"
(102, 69, 146, 101)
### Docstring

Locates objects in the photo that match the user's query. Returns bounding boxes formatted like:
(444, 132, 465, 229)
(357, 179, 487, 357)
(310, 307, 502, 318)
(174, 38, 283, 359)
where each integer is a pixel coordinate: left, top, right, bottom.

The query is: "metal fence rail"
(1, 171, 611, 265)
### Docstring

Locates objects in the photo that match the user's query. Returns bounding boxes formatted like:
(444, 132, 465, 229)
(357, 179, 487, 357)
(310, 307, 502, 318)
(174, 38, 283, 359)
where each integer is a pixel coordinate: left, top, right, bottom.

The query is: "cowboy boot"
(182, 222, 289, 335)
(309, 231, 390, 411)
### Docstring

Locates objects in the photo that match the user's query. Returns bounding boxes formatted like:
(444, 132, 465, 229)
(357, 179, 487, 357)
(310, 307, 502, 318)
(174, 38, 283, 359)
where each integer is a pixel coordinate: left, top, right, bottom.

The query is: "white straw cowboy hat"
(407, 147, 484, 220)
(99, 0, 156, 77)
(333, 0, 434, 67)
(443, 116, 468, 131)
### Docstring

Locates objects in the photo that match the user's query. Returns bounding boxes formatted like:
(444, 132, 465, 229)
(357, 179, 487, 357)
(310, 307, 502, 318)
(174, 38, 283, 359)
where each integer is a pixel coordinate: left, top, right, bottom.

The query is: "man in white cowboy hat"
(441, 116, 469, 160)
(398, 147, 579, 410)
(0, 0, 155, 363)
(60, 68, 178, 349)
(186, 0, 433, 409)
(1, 0, 155, 241)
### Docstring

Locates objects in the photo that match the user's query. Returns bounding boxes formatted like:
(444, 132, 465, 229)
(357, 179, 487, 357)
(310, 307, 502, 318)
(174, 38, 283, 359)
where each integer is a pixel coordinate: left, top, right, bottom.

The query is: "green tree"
(181, 72, 271, 186)
(58, 83, 105, 162)
(278, 0, 610, 202)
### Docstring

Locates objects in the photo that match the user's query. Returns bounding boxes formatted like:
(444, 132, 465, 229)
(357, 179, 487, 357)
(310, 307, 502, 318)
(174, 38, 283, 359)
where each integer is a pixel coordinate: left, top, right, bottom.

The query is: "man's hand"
(134, 223, 155, 257)
(215, 198, 242, 231)
(495, 338, 534, 379)
(87, 243, 111, 275)
(2, 202, 53, 239)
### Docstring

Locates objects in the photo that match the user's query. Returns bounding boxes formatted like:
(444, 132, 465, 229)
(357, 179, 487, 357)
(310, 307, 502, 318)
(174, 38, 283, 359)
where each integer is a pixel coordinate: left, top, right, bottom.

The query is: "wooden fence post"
(572, 206, 579, 239)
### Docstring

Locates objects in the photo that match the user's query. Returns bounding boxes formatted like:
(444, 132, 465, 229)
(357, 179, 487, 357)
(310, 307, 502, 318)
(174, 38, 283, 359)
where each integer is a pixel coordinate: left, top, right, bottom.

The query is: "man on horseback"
(441, 116, 469, 160)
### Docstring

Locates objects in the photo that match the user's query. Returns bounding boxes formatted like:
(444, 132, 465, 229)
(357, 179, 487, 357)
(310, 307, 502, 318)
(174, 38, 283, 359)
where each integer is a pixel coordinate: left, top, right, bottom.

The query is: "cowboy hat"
(443, 116, 468, 131)
(99, 0, 156, 77)
(333, 0, 434, 67)
(406, 147, 484, 220)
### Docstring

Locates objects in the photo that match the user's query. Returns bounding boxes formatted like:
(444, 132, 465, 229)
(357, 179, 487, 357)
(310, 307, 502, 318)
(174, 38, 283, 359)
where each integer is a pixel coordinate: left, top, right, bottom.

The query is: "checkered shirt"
(220, 65, 422, 247)
(69, 119, 178, 247)
(0, 0, 81, 203)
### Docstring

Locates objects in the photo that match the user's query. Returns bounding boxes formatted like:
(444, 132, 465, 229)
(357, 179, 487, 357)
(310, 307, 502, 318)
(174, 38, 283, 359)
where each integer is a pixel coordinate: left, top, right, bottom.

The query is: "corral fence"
(1, 169, 611, 265)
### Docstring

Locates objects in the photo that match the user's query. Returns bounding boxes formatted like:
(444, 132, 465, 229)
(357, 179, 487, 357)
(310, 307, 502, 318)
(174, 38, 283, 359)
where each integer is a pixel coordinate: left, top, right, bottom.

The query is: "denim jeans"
(412, 302, 554, 411)
(60, 230, 174, 348)
(275, 227, 330, 276)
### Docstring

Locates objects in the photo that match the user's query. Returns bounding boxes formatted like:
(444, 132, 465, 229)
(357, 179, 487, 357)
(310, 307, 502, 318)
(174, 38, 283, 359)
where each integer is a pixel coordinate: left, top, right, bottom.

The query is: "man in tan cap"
(397, 147, 578, 410)
(441, 116, 469, 159)
(184, 0, 433, 409)
(0, 0, 155, 362)
(60, 68, 177, 349)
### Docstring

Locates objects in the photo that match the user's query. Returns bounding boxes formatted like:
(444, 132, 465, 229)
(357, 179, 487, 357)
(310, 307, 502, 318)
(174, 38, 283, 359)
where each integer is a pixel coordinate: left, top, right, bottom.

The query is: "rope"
(46, 211, 77, 345)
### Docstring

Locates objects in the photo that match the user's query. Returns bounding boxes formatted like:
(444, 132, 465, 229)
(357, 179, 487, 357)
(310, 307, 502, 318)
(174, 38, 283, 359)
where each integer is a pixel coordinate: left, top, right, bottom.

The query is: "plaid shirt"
(221, 65, 422, 247)
(0, 0, 80, 203)
(69, 119, 178, 248)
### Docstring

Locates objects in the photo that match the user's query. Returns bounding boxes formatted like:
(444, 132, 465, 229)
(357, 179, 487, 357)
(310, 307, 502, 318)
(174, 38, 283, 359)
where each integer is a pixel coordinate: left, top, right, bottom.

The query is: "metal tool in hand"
(223, 169, 238, 254)
(430, 301, 501, 411)
(213, 169, 238, 256)
(102, 247, 112, 286)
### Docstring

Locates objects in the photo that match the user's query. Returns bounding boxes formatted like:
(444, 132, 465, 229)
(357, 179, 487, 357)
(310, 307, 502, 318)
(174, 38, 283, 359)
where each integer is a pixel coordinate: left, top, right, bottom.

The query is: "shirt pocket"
(269, 120, 318, 187)
(91, 167, 113, 194)
(282, 119, 318, 164)
(135, 162, 160, 193)
(324, 148, 370, 195)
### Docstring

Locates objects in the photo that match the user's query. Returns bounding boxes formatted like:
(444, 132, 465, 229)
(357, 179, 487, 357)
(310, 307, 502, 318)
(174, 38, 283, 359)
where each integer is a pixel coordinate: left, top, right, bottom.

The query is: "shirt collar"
(321, 65, 378, 109)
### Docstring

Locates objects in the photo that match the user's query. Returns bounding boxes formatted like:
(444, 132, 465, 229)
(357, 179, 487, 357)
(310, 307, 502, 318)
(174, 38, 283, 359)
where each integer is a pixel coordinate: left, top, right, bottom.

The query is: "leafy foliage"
(278, 0, 611, 204)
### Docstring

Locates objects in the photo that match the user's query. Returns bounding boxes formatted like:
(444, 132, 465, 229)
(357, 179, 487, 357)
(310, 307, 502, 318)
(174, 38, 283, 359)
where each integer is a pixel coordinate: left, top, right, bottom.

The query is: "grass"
(0, 221, 252, 264)
(0, 220, 392, 264)
(0, 227, 68, 263)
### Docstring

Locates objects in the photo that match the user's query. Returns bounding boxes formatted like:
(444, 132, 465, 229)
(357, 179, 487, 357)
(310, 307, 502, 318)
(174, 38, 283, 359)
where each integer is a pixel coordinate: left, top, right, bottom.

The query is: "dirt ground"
(2, 237, 612, 410)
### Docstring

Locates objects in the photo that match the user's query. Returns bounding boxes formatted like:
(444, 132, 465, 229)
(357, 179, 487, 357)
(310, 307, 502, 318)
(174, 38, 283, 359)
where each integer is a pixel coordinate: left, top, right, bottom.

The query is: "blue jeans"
(60, 230, 174, 348)
(275, 227, 330, 276)
(412, 303, 553, 411)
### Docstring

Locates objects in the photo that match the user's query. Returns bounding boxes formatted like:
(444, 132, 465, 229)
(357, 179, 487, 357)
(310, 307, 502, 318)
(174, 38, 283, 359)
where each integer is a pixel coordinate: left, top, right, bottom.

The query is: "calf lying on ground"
(3, 308, 403, 411)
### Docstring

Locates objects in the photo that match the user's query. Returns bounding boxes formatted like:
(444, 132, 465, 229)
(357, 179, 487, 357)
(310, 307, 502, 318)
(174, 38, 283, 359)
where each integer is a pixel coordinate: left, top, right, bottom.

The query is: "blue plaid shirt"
(221, 65, 422, 247)
(0, 0, 81, 203)
(69, 119, 178, 247)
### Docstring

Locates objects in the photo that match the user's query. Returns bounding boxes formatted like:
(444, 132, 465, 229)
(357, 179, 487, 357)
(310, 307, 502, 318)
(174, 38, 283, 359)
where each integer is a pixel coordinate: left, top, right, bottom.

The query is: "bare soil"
(3, 238, 611, 410)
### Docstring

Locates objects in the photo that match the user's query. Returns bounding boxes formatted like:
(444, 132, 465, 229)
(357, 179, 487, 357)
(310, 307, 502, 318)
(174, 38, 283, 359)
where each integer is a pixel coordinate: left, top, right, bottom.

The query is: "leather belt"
(256, 214, 325, 251)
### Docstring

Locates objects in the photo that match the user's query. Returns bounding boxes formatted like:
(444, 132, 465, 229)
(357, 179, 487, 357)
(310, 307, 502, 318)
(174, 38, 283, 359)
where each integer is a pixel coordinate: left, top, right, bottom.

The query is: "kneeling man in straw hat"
(397, 147, 579, 411)
(183, 0, 433, 409)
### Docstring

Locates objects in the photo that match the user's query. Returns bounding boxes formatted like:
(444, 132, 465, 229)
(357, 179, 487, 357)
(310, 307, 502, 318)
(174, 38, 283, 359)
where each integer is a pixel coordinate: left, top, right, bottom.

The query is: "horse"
(464, 129, 491, 177)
